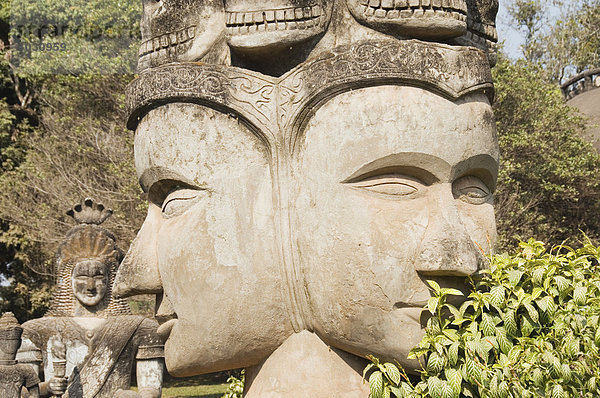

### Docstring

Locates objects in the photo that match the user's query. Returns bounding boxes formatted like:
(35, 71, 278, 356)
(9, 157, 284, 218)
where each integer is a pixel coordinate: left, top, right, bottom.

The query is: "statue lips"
(157, 319, 177, 343)
(155, 295, 178, 343)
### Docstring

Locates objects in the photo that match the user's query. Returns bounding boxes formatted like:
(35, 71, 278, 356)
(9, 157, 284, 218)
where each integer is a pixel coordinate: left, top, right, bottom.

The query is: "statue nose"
(86, 279, 96, 290)
(414, 186, 487, 276)
(114, 206, 163, 298)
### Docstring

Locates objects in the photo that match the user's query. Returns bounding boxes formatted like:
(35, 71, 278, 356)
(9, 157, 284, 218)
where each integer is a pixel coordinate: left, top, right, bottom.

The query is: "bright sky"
(497, 0, 526, 60)
(496, 0, 566, 61)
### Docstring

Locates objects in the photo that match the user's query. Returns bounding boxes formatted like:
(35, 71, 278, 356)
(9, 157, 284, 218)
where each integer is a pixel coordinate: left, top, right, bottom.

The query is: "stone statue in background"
(20, 199, 163, 398)
(0, 312, 40, 398)
(116, 1, 499, 396)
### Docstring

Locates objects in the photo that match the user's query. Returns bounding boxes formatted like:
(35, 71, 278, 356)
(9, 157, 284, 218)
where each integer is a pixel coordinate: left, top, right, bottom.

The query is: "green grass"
(161, 383, 228, 397)
(131, 370, 234, 397)
(132, 383, 228, 397)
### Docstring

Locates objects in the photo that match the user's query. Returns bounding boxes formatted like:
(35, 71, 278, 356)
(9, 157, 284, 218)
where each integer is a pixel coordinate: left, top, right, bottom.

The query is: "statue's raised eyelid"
(139, 166, 198, 193)
(341, 154, 448, 184)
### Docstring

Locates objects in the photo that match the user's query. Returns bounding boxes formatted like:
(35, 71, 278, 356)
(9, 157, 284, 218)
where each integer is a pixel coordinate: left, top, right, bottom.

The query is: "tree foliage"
(10, 0, 140, 75)
(222, 370, 245, 398)
(0, 0, 144, 320)
(493, 54, 600, 250)
(367, 238, 600, 397)
(507, 0, 600, 82)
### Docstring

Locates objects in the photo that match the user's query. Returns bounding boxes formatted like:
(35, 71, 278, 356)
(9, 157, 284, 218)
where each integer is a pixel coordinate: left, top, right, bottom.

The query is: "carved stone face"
(72, 259, 109, 307)
(138, 0, 226, 70)
(225, 0, 332, 54)
(347, 0, 468, 39)
(124, 103, 293, 376)
(291, 85, 498, 370)
(117, 39, 498, 376)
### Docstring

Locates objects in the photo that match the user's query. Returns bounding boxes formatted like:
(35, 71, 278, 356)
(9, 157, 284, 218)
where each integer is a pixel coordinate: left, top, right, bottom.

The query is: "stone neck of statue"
(244, 331, 370, 397)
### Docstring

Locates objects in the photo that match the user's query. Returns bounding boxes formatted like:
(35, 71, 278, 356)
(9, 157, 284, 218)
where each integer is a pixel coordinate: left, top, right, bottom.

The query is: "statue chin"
(74, 294, 104, 308)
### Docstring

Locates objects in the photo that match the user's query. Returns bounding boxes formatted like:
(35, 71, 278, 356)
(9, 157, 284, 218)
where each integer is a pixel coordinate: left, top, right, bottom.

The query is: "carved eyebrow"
(138, 166, 199, 193)
(342, 152, 451, 184)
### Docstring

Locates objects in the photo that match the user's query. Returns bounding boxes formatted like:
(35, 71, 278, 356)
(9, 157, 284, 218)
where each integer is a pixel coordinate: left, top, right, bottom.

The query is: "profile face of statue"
(126, 103, 293, 376)
(71, 259, 109, 307)
(291, 85, 498, 370)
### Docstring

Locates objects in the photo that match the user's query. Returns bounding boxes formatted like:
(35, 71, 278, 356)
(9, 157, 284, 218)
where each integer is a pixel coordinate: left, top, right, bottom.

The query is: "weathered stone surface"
(0, 312, 40, 398)
(450, 0, 499, 65)
(562, 69, 600, 152)
(138, 0, 229, 70)
(126, 39, 493, 131)
(20, 199, 163, 398)
(244, 331, 370, 397)
(116, 0, 499, 394)
(567, 84, 600, 152)
(137, 0, 498, 72)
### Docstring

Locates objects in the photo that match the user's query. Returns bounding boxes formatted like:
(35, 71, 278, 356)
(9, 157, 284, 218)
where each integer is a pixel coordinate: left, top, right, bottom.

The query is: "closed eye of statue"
(162, 188, 203, 218)
(347, 174, 425, 199)
(452, 175, 491, 205)
(148, 179, 205, 218)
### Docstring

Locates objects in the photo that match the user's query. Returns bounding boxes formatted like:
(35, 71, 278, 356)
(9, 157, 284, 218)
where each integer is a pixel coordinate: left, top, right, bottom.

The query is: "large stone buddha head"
(114, 40, 498, 377)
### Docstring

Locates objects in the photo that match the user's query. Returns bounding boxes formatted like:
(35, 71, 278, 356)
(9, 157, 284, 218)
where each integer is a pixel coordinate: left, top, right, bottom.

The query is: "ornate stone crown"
(127, 0, 499, 132)
(127, 39, 493, 136)
(66, 198, 113, 225)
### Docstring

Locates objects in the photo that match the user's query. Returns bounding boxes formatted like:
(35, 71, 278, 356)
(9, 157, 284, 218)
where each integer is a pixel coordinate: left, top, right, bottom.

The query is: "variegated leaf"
(369, 370, 384, 398)
(383, 363, 401, 385)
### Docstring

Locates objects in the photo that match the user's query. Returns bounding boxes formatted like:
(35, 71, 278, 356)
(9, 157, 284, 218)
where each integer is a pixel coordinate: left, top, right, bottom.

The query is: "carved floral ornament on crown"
(127, 39, 493, 139)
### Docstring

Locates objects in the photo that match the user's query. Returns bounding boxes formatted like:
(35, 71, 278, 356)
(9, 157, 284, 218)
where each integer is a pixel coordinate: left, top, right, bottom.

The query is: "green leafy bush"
(366, 238, 600, 398)
(222, 369, 245, 398)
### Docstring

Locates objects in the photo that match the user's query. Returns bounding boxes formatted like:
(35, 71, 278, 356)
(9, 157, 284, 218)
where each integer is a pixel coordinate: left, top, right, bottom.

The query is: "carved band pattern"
(127, 40, 494, 140)
(279, 40, 494, 131)
(127, 64, 277, 134)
